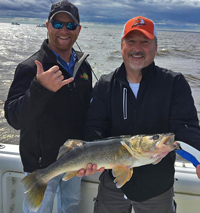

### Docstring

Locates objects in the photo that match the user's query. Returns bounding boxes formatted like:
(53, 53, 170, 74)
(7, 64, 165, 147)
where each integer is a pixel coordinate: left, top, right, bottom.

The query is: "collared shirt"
(52, 50, 77, 77)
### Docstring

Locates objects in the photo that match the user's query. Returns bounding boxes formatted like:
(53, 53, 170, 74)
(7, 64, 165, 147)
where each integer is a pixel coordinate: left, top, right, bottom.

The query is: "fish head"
(129, 133, 179, 156)
(142, 133, 179, 152)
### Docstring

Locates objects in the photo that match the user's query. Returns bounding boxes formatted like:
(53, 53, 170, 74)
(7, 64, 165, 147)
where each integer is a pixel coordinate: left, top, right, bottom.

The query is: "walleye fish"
(22, 133, 179, 211)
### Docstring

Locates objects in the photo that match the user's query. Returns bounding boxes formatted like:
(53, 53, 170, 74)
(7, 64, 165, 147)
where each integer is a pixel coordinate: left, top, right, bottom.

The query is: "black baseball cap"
(48, 0, 80, 24)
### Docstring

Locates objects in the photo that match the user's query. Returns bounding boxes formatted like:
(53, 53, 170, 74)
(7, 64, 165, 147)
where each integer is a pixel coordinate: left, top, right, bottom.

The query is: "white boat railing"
(0, 143, 200, 213)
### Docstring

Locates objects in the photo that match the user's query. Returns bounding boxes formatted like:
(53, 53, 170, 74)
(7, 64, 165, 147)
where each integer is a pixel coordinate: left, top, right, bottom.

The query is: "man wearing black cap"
(4, 0, 92, 212)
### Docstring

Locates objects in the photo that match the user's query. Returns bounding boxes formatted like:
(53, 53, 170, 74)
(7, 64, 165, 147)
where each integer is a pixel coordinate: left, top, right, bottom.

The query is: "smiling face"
(121, 30, 157, 74)
(46, 12, 81, 56)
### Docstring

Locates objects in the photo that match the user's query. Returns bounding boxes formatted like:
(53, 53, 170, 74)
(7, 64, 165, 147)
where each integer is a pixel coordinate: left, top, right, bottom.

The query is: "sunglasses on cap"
(50, 20, 79, 31)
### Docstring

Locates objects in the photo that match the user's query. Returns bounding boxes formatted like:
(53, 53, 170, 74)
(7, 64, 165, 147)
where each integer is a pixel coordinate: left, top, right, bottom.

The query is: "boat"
(11, 22, 20, 25)
(0, 143, 199, 213)
(36, 24, 46, 27)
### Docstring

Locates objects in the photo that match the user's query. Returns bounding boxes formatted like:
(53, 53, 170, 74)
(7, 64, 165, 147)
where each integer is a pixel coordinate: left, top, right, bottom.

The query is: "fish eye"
(152, 135, 159, 140)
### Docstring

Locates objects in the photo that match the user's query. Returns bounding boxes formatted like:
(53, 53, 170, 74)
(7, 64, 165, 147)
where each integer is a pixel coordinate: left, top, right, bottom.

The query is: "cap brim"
(49, 11, 79, 24)
(122, 29, 155, 39)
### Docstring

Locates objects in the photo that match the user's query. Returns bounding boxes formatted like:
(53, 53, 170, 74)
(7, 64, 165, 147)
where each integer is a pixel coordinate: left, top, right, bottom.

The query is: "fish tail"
(21, 170, 47, 212)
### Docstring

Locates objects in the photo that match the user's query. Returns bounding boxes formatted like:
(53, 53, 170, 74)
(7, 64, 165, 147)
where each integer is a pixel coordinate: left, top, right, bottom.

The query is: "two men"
(5, 2, 200, 212)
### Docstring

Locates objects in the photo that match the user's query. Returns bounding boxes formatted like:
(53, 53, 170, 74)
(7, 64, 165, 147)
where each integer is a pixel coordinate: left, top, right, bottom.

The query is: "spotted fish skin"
(21, 133, 179, 212)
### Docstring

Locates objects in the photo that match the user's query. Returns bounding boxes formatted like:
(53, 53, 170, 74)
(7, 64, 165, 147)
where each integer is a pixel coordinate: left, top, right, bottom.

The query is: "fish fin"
(21, 170, 47, 212)
(57, 139, 85, 160)
(62, 171, 78, 181)
(93, 135, 131, 142)
(120, 141, 134, 157)
(112, 166, 133, 188)
(104, 135, 132, 140)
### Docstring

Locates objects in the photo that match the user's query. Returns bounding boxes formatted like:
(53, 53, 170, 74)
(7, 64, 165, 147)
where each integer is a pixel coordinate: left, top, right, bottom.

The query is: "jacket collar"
(42, 39, 87, 64)
(41, 39, 89, 77)
(115, 61, 155, 86)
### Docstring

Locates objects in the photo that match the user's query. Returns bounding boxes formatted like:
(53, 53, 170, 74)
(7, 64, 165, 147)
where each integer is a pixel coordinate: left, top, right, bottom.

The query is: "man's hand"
(196, 164, 200, 179)
(77, 164, 105, 177)
(35, 60, 74, 92)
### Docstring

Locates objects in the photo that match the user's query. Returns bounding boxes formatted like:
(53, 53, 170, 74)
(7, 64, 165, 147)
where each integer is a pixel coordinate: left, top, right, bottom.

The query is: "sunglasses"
(50, 20, 79, 31)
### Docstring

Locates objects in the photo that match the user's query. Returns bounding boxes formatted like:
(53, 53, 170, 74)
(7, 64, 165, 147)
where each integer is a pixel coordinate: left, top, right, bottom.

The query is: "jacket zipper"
(123, 86, 137, 135)
(123, 88, 128, 119)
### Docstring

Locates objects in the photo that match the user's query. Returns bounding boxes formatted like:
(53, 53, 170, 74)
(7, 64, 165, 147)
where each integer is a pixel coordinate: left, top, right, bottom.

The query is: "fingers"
(35, 60, 60, 76)
(76, 164, 105, 177)
(34, 61, 74, 92)
(54, 70, 64, 80)
(76, 169, 85, 177)
(85, 164, 95, 176)
(196, 164, 200, 179)
(35, 60, 44, 75)
(50, 65, 60, 73)
(36, 60, 60, 75)
(97, 167, 105, 173)
(61, 77, 74, 87)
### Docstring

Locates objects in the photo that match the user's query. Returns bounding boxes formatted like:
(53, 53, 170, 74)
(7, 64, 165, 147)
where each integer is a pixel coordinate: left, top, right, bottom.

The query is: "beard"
(128, 51, 145, 70)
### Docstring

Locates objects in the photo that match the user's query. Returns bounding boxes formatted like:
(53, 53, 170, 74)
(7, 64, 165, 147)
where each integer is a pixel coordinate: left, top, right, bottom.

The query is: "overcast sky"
(0, 0, 200, 30)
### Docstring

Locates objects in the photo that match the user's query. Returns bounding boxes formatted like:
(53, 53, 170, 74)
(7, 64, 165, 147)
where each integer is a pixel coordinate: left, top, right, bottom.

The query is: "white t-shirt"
(129, 82, 140, 98)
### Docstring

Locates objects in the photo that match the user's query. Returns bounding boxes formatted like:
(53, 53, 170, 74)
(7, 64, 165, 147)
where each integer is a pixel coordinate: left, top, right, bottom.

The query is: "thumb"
(35, 60, 44, 75)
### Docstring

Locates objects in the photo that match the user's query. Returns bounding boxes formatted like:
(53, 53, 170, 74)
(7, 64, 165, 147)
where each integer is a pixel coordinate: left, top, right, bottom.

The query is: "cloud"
(77, 0, 200, 26)
(0, 0, 199, 30)
(0, 0, 51, 19)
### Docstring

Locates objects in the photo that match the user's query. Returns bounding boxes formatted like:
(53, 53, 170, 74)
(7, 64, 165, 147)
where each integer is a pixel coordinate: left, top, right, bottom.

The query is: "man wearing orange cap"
(80, 16, 200, 213)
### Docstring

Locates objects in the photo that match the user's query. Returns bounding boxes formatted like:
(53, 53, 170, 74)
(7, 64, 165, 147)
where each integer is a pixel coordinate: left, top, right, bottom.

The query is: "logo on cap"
(54, 0, 74, 9)
(132, 18, 146, 27)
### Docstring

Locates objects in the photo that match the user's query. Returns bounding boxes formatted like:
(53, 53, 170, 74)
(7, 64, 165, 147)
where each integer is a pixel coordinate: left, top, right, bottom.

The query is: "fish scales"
(48, 137, 133, 174)
(21, 133, 179, 212)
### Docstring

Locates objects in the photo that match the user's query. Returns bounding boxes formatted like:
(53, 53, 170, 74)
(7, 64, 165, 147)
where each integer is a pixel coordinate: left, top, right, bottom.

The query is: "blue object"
(52, 50, 76, 77)
(176, 149, 199, 167)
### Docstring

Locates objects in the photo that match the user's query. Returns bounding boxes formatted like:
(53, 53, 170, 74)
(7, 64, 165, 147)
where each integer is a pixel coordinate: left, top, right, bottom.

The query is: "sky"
(0, 0, 200, 31)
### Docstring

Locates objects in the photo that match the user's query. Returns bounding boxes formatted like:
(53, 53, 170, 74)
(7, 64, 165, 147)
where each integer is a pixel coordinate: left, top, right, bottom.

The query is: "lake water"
(0, 23, 200, 145)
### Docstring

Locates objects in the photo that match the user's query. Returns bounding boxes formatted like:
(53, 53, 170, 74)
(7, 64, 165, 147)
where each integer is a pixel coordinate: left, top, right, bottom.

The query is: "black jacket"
(84, 62, 200, 202)
(4, 39, 92, 172)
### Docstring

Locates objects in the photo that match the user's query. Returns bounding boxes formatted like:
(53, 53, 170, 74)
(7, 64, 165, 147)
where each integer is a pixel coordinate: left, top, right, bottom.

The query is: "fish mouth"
(156, 133, 178, 149)
(174, 141, 181, 150)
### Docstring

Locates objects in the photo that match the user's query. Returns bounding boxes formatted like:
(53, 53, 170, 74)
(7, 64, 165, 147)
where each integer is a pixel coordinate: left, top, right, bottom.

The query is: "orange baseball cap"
(121, 16, 157, 39)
